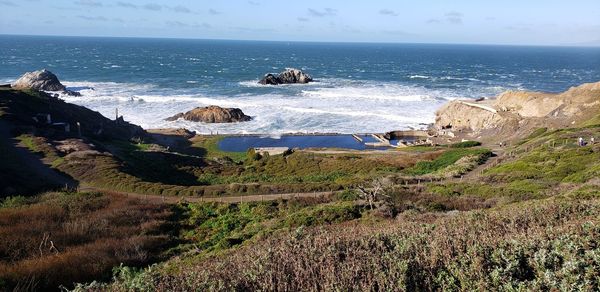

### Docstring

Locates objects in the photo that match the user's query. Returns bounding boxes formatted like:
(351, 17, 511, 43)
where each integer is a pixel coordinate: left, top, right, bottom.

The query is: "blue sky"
(1, 0, 599, 45)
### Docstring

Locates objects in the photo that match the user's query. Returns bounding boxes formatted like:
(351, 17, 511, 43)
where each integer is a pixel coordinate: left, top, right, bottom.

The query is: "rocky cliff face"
(166, 106, 252, 123)
(258, 68, 313, 85)
(433, 81, 600, 141)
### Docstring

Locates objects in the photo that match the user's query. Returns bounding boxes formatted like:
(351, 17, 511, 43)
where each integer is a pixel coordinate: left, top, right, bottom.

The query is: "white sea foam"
(59, 79, 499, 135)
(301, 84, 434, 102)
(409, 75, 430, 79)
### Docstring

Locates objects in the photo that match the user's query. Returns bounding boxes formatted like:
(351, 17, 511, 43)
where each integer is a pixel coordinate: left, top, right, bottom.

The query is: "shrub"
(124, 198, 600, 291)
(450, 140, 482, 148)
(405, 149, 492, 176)
(0, 196, 32, 209)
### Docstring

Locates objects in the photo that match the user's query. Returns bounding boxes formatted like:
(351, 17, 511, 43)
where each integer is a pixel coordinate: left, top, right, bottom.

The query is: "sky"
(1, 0, 599, 46)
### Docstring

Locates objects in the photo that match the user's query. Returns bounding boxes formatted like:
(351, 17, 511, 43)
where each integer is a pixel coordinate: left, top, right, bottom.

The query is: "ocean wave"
(439, 76, 482, 82)
(409, 75, 430, 79)
(55, 79, 492, 134)
(300, 82, 442, 102)
(237, 80, 325, 88)
(281, 106, 428, 124)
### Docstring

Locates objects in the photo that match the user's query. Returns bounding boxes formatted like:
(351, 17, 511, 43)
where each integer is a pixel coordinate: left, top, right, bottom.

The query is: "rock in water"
(258, 68, 313, 85)
(166, 106, 252, 123)
(12, 69, 81, 96)
(260, 73, 280, 85)
(12, 69, 66, 91)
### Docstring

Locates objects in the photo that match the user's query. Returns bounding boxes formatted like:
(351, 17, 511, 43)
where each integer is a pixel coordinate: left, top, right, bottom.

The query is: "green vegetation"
(3, 87, 600, 290)
(191, 135, 247, 163)
(429, 125, 600, 200)
(16, 134, 41, 152)
(526, 127, 548, 139)
(449, 140, 482, 148)
(15, 134, 64, 167)
(176, 199, 362, 255)
(105, 197, 600, 291)
(57, 135, 439, 196)
(404, 148, 492, 176)
(0, 196, 32, 209)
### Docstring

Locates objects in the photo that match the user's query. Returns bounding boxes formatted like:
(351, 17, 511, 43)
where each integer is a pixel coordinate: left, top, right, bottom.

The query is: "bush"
(335, 189, 360, 201)
(128, 198, 600, 291)
(450, 140, 482, 148)
(0, 196, 32, 209)
(405, 149, 492, 176)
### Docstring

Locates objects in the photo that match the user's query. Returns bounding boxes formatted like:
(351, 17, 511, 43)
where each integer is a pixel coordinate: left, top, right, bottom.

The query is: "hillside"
(0, 82, 599, 291)
(97, 108, 600, 291)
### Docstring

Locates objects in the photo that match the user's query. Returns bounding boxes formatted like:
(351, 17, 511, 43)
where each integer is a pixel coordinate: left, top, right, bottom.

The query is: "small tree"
(356, 177, 392, 209)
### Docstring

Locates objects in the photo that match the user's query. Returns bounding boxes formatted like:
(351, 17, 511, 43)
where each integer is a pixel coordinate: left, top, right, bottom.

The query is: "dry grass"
(0, 192, 175, 291)
(118, 197, 600, 291)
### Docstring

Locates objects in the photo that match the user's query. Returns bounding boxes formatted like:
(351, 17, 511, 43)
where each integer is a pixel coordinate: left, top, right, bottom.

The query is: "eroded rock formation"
(433, 81, 600, 141)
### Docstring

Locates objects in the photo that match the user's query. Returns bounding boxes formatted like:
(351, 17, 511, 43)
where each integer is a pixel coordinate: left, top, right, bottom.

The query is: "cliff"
(433, 81, 600, 142)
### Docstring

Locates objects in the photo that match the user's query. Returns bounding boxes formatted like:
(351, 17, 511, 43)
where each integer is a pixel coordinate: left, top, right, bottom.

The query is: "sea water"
(1, 35, 599, 134)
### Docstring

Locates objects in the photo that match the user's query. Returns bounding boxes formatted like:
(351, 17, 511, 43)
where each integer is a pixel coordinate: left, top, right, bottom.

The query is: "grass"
(0, 134, 66, 196)
(428, 125, 600, 201)
(57, 137, 434, 196)
(172, 198, 363, 256)
(104, 197, 600, 291)
(449, 140, 482, 148)
(485, 138, 600, 185)
(404, 148, 492, 176)
(0, 191, 177, 291)
(191, 135, 247, 163)
(16, 134, 41, 152)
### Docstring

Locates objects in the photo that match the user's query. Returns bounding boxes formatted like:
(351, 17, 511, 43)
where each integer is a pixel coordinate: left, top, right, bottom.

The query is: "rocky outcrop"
(12, 69, 80, 96)
(433, 81, 600, 141)
(258, 68, 313, 85)
(166, 106, 252, 123)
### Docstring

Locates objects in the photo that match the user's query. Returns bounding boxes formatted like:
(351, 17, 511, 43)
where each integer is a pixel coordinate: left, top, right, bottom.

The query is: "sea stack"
(12, 69, 80, 96)
(166, 105, 252, 123)
(258, 68, 313, 85)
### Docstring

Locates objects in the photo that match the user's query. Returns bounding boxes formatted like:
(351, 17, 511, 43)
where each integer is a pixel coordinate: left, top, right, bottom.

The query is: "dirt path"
(79, 185, 337, 204)
(459, 147, 505, 181)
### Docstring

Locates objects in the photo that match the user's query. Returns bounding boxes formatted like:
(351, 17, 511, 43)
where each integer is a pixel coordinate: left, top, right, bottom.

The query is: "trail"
(79, 185, 337, 204)
(457, 147, 506, 181)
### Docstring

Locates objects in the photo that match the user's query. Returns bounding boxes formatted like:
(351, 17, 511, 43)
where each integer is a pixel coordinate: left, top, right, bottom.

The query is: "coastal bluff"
(166, 105, 252, 123)
(433, 81, 600, 141)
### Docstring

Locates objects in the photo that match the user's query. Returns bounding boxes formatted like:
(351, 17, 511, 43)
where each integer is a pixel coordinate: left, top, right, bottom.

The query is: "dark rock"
(63, 90, 81, 97)
(259, 73, 280, 85)
(258, 68, 313, 85)
(166, 105, 252, 123)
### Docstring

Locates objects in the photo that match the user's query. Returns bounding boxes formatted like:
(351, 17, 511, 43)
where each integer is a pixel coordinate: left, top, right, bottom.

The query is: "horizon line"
(1, 33, 599, 49)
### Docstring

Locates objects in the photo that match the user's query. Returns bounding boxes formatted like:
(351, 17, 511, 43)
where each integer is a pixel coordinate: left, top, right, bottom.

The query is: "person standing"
(578, 137, 584, 146)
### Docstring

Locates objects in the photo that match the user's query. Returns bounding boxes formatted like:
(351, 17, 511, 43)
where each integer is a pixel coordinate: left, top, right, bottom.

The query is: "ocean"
(1, 35, 599, 134)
